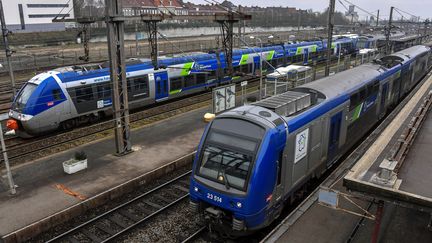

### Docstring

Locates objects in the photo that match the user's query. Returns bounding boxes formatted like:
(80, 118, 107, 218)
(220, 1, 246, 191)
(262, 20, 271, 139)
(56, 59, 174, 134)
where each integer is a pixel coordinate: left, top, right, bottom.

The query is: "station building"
(3, 0, 74, 32)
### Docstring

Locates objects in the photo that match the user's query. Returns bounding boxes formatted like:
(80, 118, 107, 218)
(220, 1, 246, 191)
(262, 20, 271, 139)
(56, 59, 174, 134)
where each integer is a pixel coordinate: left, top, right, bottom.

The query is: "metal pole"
(337, 43, 341, 73)
(259, 38, 263, 100)
(371, 201, 384, 243)
(376, 10, 379, 27)
(385, 7, 394, 55)
(0, 0, 16, 97)
(105, 0, 132, 156)
(0, 123, 16, 195)
(297, 10, 301, 32)
(325, 0, 336, 77)
(135, 21, 140, 56)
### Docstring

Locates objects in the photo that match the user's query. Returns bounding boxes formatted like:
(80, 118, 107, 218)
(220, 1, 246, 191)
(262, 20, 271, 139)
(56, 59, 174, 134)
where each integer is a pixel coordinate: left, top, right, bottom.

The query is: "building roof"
(123, 0, 184, 8)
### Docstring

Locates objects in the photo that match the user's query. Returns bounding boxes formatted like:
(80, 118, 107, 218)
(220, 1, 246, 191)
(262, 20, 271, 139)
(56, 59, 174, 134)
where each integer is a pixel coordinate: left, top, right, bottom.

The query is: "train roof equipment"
(253, 91, 312, 117)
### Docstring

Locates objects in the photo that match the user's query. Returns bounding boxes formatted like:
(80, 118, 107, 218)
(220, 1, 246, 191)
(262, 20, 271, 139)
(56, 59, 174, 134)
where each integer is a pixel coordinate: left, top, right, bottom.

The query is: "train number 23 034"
(207, 193, 222, 203)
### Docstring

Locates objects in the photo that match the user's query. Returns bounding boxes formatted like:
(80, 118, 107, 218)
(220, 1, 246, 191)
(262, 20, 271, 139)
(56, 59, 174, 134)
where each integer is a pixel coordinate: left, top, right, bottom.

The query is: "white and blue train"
(7, 38, 358, 137)
(189, 45, 431, 236)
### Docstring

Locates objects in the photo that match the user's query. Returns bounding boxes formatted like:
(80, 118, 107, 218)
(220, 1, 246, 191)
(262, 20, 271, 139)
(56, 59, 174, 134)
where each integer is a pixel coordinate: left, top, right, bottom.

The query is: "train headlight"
(8, 111, 13, 117)
(236, 202, 242, 208)
(194, 186, 199, 192)
(17, 114, 21, 120)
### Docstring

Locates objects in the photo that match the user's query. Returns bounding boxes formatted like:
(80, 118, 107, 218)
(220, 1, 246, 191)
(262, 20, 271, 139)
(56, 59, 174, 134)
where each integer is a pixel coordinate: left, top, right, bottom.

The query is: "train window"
(52, 89, 62, 101)
(349, 92, 360, 110)
(198, 145, 252, 191)
(208, 70, 217, 80)
(75, 86, 94, 103)
(184, 75, 195, 88)
(247, 63, 253, 73)
(96, 83, 111, 99)
(196, 73, 206, 85)
(129, 76, 148, 91)
(359, 87, 367, 100)
(126, 79, 132, 93)
(233, 64, 241, 72)
(170, 77, 183, 91)
(277, 152, 283, 186)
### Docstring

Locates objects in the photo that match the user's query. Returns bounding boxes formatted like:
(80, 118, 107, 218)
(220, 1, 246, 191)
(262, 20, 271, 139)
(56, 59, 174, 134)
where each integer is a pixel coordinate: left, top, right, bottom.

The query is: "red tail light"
(6, 119, 18, 130)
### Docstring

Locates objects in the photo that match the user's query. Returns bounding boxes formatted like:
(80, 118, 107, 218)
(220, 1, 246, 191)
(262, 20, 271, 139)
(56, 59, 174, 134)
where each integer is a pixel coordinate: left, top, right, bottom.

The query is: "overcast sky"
(189, 0, 431, 20)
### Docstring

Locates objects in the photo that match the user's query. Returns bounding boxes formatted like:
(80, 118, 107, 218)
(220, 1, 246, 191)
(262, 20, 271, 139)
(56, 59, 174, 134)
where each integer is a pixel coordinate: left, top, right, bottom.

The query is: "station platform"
(262, 73, 432, 243)
(0, 105, 209, 240)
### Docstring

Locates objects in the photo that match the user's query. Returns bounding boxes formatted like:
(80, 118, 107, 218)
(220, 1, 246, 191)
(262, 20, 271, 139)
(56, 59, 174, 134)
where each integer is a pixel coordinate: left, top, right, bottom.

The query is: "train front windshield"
(13, 83, 37, 111)
(199, 144, 253, 190)
(196, 118, 264, 191)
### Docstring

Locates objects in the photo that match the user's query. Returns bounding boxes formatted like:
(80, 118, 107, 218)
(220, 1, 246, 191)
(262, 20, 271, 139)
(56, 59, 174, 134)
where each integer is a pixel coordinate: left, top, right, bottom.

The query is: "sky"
(188, 0, 431, 20)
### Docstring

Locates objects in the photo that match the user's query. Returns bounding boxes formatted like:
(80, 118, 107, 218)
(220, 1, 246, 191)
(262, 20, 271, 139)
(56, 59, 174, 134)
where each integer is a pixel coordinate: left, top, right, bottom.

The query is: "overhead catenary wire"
(53, 0, 72, 20)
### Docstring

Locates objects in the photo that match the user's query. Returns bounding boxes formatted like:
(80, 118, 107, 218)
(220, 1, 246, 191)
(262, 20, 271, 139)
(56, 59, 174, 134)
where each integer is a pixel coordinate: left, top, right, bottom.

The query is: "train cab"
(189, 105, 287, 236)
(7, 72, 67, 137)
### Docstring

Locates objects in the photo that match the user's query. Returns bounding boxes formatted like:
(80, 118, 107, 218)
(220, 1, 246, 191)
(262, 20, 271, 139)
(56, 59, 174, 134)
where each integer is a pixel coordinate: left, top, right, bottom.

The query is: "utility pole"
(0, 123, 16, 195)
(0, 0, 16, 97)
(81, 23, 90, 62)
(376, 10, 379, 27)
(297, 9, 301, 32)
(385, 6, 394, 55)
(238, 5, 242, 45)
(105, 0, 132, 156)
(135, 21, 140, 56)
(325, 0, 335, 77)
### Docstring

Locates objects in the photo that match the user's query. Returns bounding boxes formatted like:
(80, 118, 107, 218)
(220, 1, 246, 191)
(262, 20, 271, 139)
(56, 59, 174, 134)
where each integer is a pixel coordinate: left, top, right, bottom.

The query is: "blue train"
(7, 37, 358, 137)
(189, 45, 431, 236)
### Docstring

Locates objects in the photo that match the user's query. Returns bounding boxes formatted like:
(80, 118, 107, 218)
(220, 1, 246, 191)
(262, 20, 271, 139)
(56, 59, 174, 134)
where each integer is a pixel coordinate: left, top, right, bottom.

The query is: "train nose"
(6, 119, 19, 130)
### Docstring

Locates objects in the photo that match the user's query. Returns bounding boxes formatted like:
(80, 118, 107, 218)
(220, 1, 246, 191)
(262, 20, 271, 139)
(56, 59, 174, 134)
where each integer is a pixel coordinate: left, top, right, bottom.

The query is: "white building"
(3, 0, 74, 32)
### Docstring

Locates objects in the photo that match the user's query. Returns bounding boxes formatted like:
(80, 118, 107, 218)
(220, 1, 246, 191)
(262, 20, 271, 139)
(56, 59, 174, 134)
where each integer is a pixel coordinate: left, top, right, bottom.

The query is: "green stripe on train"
(352, 103, 363, 121)
(181, 62, 194, 76)
(240, 54, 249, 65)
(266, 50, 275, 61)
(169, 89, 182, 95)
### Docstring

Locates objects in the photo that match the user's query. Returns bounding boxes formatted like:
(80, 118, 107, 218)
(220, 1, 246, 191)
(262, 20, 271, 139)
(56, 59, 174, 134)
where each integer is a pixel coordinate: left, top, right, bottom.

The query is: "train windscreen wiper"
(221, 167, 231, 190)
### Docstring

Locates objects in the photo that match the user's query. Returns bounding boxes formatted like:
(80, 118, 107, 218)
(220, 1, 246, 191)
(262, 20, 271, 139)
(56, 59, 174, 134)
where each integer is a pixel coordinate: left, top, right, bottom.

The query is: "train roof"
(296, 64, 383, 99)
(379, 45, 430, 68)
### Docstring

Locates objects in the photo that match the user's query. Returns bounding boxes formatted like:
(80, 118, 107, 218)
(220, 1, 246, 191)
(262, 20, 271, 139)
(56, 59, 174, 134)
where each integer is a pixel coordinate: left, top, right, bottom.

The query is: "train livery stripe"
(266, 50, 275, 61)
(352, 103, 363, 121)
(181, 62, 194, 76)
(296, 45, 318, 55)
(170, 89, 182, 95)
(240, 54, 249, 65)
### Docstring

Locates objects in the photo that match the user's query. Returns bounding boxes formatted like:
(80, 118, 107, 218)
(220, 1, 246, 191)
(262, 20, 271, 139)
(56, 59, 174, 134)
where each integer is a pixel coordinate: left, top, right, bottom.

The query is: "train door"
(154, 71, 169, 101)
(270, 150, 285, 219)
(303, 49, 309, 65)
(253, 56, 261, 75)
(380, 83, 389, 116)
(327, 111, 342, 164)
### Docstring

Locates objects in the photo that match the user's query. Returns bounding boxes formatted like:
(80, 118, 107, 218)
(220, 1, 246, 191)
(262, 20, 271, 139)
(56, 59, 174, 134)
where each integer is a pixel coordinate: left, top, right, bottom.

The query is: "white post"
(337, 43, 341, 73)
(259, 38, 263, 100)
(0, 123, 16, 195)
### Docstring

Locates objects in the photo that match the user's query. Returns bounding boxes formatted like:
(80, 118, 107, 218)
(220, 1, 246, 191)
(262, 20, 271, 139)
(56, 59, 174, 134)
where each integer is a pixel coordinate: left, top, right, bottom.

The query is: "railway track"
(46, 171, 192, 243)
(181, 226, 208, 243)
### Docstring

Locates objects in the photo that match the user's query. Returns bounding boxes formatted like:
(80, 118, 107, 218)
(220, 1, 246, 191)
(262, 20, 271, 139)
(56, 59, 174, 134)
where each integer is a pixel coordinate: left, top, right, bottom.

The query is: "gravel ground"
(27, 165, 192, 242)
(119, 201, 203, 243)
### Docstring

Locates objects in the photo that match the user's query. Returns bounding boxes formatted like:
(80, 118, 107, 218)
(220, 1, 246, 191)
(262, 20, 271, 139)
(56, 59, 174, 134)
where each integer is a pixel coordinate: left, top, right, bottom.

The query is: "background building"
(3, 0, 75, 32)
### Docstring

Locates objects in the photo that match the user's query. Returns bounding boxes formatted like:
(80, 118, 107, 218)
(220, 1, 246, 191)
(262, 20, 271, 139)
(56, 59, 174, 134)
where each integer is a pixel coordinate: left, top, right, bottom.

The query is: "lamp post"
(250, 36, 263, 100)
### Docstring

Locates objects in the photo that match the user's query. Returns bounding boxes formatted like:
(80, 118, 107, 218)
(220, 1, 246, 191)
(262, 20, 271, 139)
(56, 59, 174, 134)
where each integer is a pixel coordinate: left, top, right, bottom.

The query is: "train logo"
(295, 128, 309, 163)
